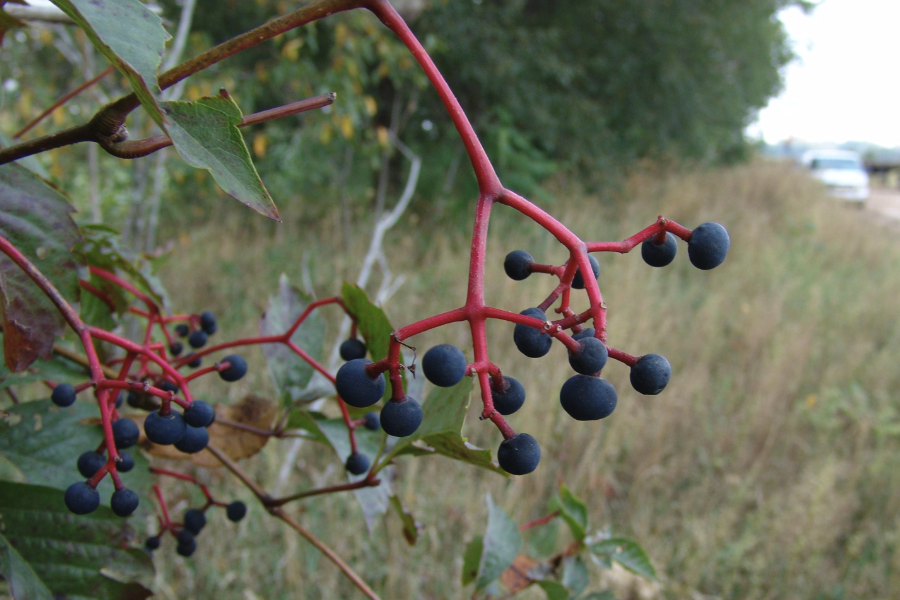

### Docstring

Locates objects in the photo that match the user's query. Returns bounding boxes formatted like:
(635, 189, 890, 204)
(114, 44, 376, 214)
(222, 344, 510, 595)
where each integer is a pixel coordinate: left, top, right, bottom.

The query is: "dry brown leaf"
(500, 554, 539, 595)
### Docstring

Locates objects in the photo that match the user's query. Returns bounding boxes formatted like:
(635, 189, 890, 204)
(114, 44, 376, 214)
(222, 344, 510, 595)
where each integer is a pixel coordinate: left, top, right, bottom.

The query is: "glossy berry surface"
(422, 344, 468, 388)
(184, 508, 207, 535)
(490, 376, 526, 416)
(145, 536, 161, 551)
(51, 383, 77, 407)
(339, 338, 367, 361)
(572, 327, 596, 341)
(345, 452, 370, 475)
(144, 410, 186, 446)
(630, 353, 671, 395)
(559, 375, 617, 421)
(65, 482, 100, 515)
(77, 451, 105, 478)
(117, 452, 135, 473)
(641, 232, 678, 267)
(380, 396, 423, 437)
(218, 354, 248, 382)
(497, 433, 541, 475)
(169, 341, 183, 356)
(688, 222, 730, 270)
(513, 308, 552, 358)
(199, 310, 217, 335)
(335, 359, 385, 408)
(226, 501, 247, 522)
(504, 250, 534, 281)
(111, 488, 139, 517)
(112, 418, 140, 449)
(174, 425, 209, 454)
(568, 336, 609, 375)
(188, 330, 208, 349)
(363, 411, 380, 431)
(159, 380, 179, 394)
(175, 324, 189, 337)
(571, 254, 600, 289)
(183, 400, 215, 427)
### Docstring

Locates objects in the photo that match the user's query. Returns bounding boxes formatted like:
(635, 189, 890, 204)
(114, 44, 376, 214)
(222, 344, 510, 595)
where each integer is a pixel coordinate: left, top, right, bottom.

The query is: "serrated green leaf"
(0, 343, 89, 392)
(0, 530, 54, 600)
(0, 164, 81, 372)
(49, 0, 168, 126)
(259, 275, 326, 406)
(562, 556, 589, 598)
(538, 580, 571, 600)
(590, 538, 656, 581)
(0, 400, 153, 516)
(0, 131, 47, 178)
(163, 95, 278, 219)
(380, 377, 506, 475)
(476, 494, 521, 590)
(550, 484, 589, 541)
(388, 494, 420, 546)
(0, 481, 154, 599)
(461, 535, 483, 586)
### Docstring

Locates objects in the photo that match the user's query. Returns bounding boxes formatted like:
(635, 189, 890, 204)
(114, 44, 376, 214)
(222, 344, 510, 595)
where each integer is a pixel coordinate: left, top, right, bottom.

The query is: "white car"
(801, 149, 870, 204)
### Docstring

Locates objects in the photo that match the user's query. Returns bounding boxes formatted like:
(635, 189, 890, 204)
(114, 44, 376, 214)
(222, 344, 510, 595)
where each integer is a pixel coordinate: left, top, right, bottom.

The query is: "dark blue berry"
(345, 452, 370, 475)
(497, 433, 541, 475)
(144, 410, 186, 446)
(145, 536, 161, 550)
(380, 396, 423, 437)
(513, 308, 552, 358)
(183, 508, 206, 535)
(65, 481, 100, 515)
(113, 392, 123, 409)
(559, 375, 617, 420)
(688, 222, 730, 270)
(572, 327, 596, 341)
(51, 383, 77, 407)
(641, 232, 678, 267)
(77, 451, 105, 478)
(169, 341, 184, 356)
(490, 376, 526, 416)
(112, 418, 140, 449)
(117, 452, 135, 473)
(630, 354, 671, 395)
(218, 354, 247, 382)
(174, 425, 209, 454)
(571, 254, 600, 289)
(340, 338, 367, 361)
(226, 501, 247, 522)
(176, 538, 197, 557)
(422, 344, 468, 388)
(504, 250, 534, 281)
(188, 330, 208, 349)
(335, 359, 385, 408)
(186, 353, 202, 368)
(363, 412, 380, 431)
(183, 400, 215, 428)
(127, 391, 141, 408)
(568, 336, 609, 375)
(177, 529, 195, 546)
(111, 488, 139, 517)
(175, 324, 190, 337)
(159, 380, 179, 394)
(200, 311, 217, 335)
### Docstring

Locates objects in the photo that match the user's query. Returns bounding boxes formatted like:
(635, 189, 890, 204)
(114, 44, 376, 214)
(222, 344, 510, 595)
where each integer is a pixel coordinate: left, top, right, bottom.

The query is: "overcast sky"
(748, 0, 900, 148)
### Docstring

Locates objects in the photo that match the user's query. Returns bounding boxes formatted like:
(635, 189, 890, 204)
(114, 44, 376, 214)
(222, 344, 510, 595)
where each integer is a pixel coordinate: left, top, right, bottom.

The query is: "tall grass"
(150, 160, 900, 599)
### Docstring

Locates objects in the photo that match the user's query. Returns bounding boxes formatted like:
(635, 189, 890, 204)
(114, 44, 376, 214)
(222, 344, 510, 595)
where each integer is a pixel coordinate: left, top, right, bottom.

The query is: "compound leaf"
(0, 164, 81, 372)
(0, 530, 54, 600)
(461, 535, 483, 586)
(0, 481, 154, 599)
(163, 95, 278, 220)
(49, 0, 169, 126)
(340, 283, 393, 362)
(550, 483, 589, 541)
(562, 555, 589, 597)
(259, 274, 326, 406)
(475, 494, 522, 590)
(590, 538, 656, 581)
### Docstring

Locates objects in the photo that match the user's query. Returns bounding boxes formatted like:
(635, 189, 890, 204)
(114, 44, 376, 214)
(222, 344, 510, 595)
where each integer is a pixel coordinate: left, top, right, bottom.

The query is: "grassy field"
(148, 160, 900, 599)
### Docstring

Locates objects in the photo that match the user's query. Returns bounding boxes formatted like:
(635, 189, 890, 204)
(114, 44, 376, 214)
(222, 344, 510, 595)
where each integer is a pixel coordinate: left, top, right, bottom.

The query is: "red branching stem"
(520, 510, 561, 532)
(96, 379, 189, 409)
(78, 279, 116, 311)
(269, 476, 380, 507)
(153, 484, 173, 523)
(337, 398, 359, 454)
(150, 467, 218, 504)
(607, 347, 639, 367)
(89, 266, 158, 313)
(586, 217, 692, 253)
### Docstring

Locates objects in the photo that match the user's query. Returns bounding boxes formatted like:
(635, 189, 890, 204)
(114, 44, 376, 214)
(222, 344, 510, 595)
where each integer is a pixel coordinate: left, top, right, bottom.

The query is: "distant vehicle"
(801, 149, 869, 205)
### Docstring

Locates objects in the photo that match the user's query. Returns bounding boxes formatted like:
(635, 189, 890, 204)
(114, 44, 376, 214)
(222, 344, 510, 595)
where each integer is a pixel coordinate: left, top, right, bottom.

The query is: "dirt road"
(867, 186, 900, 224)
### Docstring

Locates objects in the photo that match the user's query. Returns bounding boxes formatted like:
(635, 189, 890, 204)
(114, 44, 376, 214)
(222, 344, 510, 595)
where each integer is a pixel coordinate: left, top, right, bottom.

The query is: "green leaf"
(380, 377, 506, 475)
(0, 164, 81, 372)
(0, 131, 47, 178)
(582, 592, 616, 600)
(590, 538, 656, 581)
(0, 530, 54, 600)
(389, 495, 420, 546)
(0, 481, 154, 599)
(562, 556, 589, 598)
(0, 345, 89, 391)
(0, 400, 152, 515)
(476, 494, 522, 590)
(259, 274, 326, 406)
(49, 0, 168, 126)
(550, 484, 589, 541)
(537, 580, 571, 600)
(461, 535, 483, 586)
(163, 95, 278, 220)
(340, 283, 394, 363)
